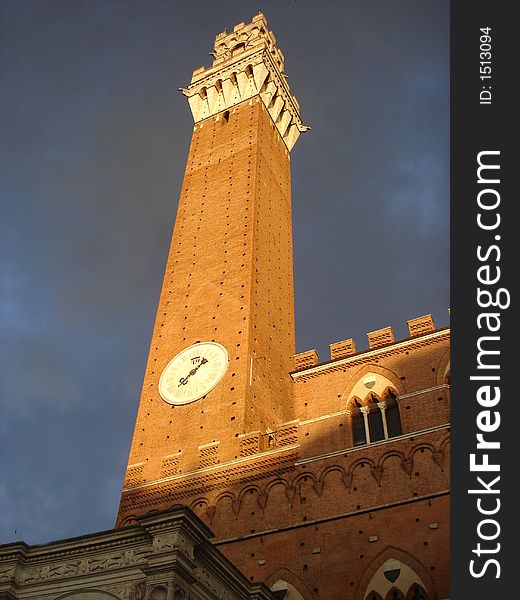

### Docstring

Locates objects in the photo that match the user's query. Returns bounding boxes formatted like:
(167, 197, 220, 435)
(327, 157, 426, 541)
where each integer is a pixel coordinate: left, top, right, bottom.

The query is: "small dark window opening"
(352, 410, 366, 446)
(409, 585, 427, 600)
(369, 406, 385, 442)
(386, 590, 404, 600)
(232, 43, 246, 56)
(223, 110, 230, 123)
(386, 396, 403, 437)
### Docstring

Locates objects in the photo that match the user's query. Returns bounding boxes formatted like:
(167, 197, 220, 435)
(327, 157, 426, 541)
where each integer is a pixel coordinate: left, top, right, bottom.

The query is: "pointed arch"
(343, 369, 405, 447)
(366, 593, 384, 600)
(237, 484, 263, 511)
(350, 457, 376, 473)
(384, 391, 403, 438)
(318, 464, 347, 489)
(190, 497, 209, 510)
(379, 449, 405, 469)
(339, 364, 407, 412)
(232, 42, 246, 56)
(347, 396, 364, 410)
(435, 347, 450, 387)
(409, 443, 436, 461)
(385, 588, 405, 600)
(348, 397, 366, 446)
(118, 514, 138, 528)
(293, 471, 318, 490)
(405, 583, 429, 600)
(267, 479, 294, 507)
(265, 568, 314, 600)
(355, 546, 436, 600)
(150, 585, 168, 600)
(215, 490, 237, 506)
(366, 393, 385, 442)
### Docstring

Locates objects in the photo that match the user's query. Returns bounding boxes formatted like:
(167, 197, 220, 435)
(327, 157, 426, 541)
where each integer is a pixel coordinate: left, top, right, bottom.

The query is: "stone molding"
(0, 508, 275, 600)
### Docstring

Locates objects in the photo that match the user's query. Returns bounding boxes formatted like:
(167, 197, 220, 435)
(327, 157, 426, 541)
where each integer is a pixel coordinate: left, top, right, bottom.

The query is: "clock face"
(158, 341, 228, 405)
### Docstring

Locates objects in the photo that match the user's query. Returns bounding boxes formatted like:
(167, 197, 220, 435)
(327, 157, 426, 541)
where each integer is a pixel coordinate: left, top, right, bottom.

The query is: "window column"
(360, 406, 371, 444)
(377, 401, 389, 440)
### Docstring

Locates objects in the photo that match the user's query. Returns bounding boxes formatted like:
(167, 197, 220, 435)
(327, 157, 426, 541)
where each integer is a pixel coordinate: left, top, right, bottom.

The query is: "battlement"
(293, 313, 448, 372)
(179, 12, 309, 151)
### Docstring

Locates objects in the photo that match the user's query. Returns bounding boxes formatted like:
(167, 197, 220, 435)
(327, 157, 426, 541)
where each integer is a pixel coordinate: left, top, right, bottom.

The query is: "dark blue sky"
(0, 0, 449, 545)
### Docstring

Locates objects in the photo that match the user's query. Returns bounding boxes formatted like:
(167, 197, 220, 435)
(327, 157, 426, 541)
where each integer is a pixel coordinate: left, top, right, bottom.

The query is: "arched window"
(232, 43, 246, 56)
(406, 584, 428, 600)
(349, 389, 402, 447)
(361, 556, 431, 600)
(150, 586, 168, 600)
(351, 399, 366, 446)
(385, 390, 402, 438)
(368, 395, 385, 442)
(270, 580, 306, 600)
(385, 588, 405, 600)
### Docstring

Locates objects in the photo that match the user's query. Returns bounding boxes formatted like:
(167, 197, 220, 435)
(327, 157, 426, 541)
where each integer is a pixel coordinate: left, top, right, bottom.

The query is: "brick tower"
(117, 13, 450, 600)
(117, 12, 307, 523)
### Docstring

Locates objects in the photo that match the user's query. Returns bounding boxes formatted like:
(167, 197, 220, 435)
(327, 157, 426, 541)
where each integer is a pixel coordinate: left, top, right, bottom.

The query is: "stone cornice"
(0, 507, 277, 599)
(0, 527, 149, 563)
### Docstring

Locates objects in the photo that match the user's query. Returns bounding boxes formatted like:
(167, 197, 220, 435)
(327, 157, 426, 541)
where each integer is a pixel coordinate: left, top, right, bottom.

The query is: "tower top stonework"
(180, 12, 308, 151)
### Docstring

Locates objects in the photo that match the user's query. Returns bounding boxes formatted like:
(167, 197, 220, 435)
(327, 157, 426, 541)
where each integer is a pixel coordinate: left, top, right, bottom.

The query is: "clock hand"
(178, 357, 209, 386)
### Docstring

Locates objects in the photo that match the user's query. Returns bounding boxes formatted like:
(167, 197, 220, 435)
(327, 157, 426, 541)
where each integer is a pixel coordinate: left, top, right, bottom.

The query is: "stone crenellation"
(294, 313, 448, 369)
(179, 12, 309, 151)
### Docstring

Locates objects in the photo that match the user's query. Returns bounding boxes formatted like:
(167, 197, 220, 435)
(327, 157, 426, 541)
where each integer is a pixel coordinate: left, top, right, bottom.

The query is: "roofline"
(291, 326, 450, 379)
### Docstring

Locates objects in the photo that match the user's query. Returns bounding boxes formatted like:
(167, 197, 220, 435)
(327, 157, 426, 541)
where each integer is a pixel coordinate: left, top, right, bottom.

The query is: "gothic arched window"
(385, 588, 405, 600)
(348, 388, 402, 447)
(270, 579, 306, 600)
(406, 584, 428, 600)
(368, 395, 385, 442)
(351, 399, 366, 446)
(150, 586, 168, 600)
(385, 390, 402, 438)
(232, 43, 246, 56)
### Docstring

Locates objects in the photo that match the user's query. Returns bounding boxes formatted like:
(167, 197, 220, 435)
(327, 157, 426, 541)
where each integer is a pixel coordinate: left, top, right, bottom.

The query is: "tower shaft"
(117, 13, 305, 525)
